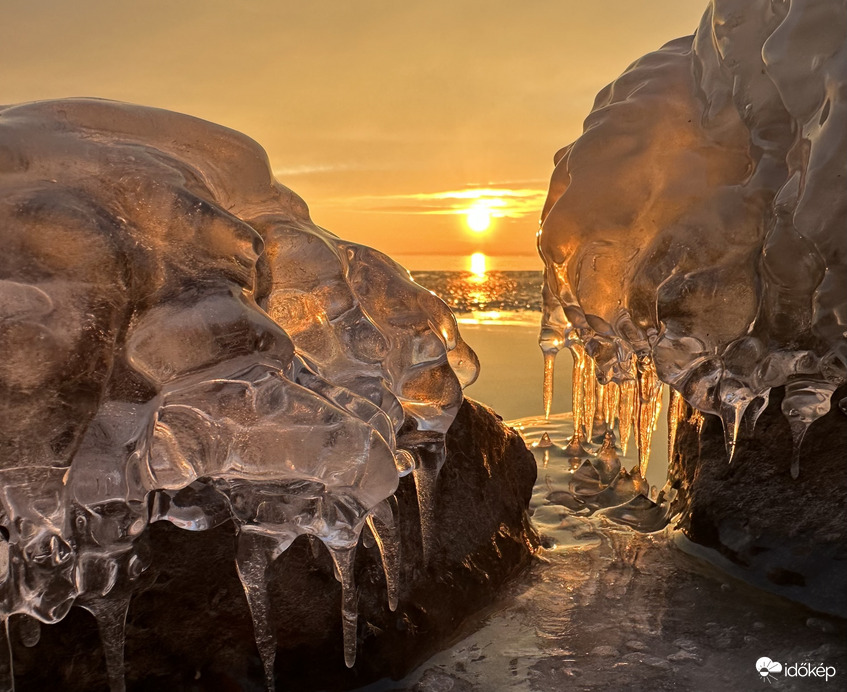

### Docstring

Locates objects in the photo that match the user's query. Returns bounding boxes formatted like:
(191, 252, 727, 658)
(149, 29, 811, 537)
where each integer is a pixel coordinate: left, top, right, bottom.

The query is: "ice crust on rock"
(0, 98, 478, 689)
(539, 0, 847, 480)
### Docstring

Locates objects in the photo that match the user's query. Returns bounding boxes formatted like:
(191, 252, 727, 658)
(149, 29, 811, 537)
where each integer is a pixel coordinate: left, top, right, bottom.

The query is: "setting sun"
(466, 205, 491, 232)
(470, 252, 487, 276)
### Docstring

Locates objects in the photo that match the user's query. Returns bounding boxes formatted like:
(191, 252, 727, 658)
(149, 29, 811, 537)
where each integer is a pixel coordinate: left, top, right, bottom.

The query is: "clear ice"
(538, 0, 847, 479)
(0, 98, 479, 689)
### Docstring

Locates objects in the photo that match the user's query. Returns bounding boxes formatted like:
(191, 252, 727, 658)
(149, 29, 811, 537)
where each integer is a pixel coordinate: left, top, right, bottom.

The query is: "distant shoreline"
(395, 253, 543, 272)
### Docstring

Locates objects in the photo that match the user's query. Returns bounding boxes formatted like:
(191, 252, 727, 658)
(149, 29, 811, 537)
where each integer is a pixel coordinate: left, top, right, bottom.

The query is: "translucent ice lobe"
(0, 468, 76, 623)
(148, 367, 400, 519)
(538, 0, 846, 475)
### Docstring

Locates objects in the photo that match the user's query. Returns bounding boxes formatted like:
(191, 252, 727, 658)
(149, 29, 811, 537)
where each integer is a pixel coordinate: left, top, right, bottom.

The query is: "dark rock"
(668, 384, 847, 617)
(11, 398, 538, 691)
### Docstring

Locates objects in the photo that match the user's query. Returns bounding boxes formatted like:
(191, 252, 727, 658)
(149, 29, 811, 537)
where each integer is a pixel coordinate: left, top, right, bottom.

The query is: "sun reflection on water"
(470, 252, 487, 276)
(410, 260, 543, 326)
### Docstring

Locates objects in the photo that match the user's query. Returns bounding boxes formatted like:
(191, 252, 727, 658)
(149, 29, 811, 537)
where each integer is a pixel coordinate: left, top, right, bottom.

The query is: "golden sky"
(3, 0, 705, 268)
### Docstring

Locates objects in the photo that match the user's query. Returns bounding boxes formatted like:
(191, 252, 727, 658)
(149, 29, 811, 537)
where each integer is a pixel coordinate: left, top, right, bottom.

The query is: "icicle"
(411, 441, 443, 562)
(650, 385, 663, 433)
(718, 380, 756, 463)
(597, 380, 608, 425)
(82, 593, 131, 692)
(543, 351, 556, 419)
(604, 381, 620, 429)
(583, 356, 597, 441)
(617, 379, 636, 457)
(742, 391, 770, 437)
(235, 532, 280, 692)
(413, 464, 437, 562)
(591, 381, 608, 443)
(635, 362, 662, 478)
(326, 544, 359, 668)
(542, 449, 550, 469)
(570, 344, 586, 437)
(667, 388, 684, 465)
(780, 379, 836, 478)
(539, 273, 568, 418)
(719, 399, 749, 463)
(788, 419, 808, 479)
(0, 618, 13, 692)
(366, 498, 400, 612)
(564, 343, 590, 455)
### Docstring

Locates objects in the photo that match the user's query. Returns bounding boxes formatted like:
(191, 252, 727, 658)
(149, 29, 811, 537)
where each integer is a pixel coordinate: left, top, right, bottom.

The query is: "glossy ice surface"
(0, 98, 478, 689)
(538, 0, 847, 479)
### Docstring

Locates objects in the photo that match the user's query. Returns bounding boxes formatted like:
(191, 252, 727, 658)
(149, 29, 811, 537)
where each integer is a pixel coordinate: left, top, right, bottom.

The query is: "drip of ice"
(365, 498, 400, 612)
(0, 98, 479, 686)
(667, 389, 685, 466)
(538, 0, 846, 478)
(234, 532, 281, 691)
(327, 545, 359, 669)
(80, 595, 132, 692)
(617, 380, 637, 458)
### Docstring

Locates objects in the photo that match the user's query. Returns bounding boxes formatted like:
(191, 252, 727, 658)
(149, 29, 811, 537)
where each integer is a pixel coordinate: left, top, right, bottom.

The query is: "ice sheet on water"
(538, 0, 846, 478)
(0, 98, 479, 688)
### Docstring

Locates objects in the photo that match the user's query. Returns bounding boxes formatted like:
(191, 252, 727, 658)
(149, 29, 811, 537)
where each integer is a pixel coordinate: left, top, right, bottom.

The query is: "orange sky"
(3, 0, 705, 268)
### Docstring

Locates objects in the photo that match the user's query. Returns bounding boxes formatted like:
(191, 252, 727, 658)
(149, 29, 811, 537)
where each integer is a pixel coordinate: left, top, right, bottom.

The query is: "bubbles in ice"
(0, 98, 478, 688)
(538, 0, 846, 479)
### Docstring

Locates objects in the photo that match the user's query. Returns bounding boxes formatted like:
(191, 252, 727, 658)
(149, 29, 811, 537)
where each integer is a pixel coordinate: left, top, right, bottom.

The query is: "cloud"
(321, 184, 549, 219)
(272, 162, 369, 177)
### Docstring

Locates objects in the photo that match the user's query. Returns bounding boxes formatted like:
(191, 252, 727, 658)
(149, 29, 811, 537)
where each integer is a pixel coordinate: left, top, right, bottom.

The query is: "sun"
(466, 205, 491, 232)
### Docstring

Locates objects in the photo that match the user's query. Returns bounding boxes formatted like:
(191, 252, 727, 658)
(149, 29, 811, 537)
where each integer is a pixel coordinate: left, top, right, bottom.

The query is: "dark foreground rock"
(10, 398, 538, 691)
(668, 384, 847, 617)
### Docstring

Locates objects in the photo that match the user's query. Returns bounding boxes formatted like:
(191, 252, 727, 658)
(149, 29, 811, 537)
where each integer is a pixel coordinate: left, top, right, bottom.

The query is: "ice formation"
(539, 0, 847, 481)
(0, 98, 478, 690)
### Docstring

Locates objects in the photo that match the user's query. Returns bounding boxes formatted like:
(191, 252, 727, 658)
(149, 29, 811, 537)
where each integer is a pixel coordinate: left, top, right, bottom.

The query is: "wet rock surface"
(669, 384, 847, 618)
(9, 399, 538, 691)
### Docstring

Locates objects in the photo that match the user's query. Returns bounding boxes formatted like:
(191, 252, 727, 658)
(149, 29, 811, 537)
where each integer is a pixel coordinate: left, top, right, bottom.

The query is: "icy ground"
(360, 417, 846, 692)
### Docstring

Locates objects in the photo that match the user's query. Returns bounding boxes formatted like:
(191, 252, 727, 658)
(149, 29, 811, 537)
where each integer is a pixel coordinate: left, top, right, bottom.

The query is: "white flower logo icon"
(756, 657, 783, 682)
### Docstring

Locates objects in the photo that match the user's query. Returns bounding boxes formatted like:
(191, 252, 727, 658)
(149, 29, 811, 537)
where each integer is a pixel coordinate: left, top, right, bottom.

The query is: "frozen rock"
(0, 98, 483, 687)
(537, 0, 846, 480)
(8, 399, 538, 690)
(669, 383, 847, 617)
